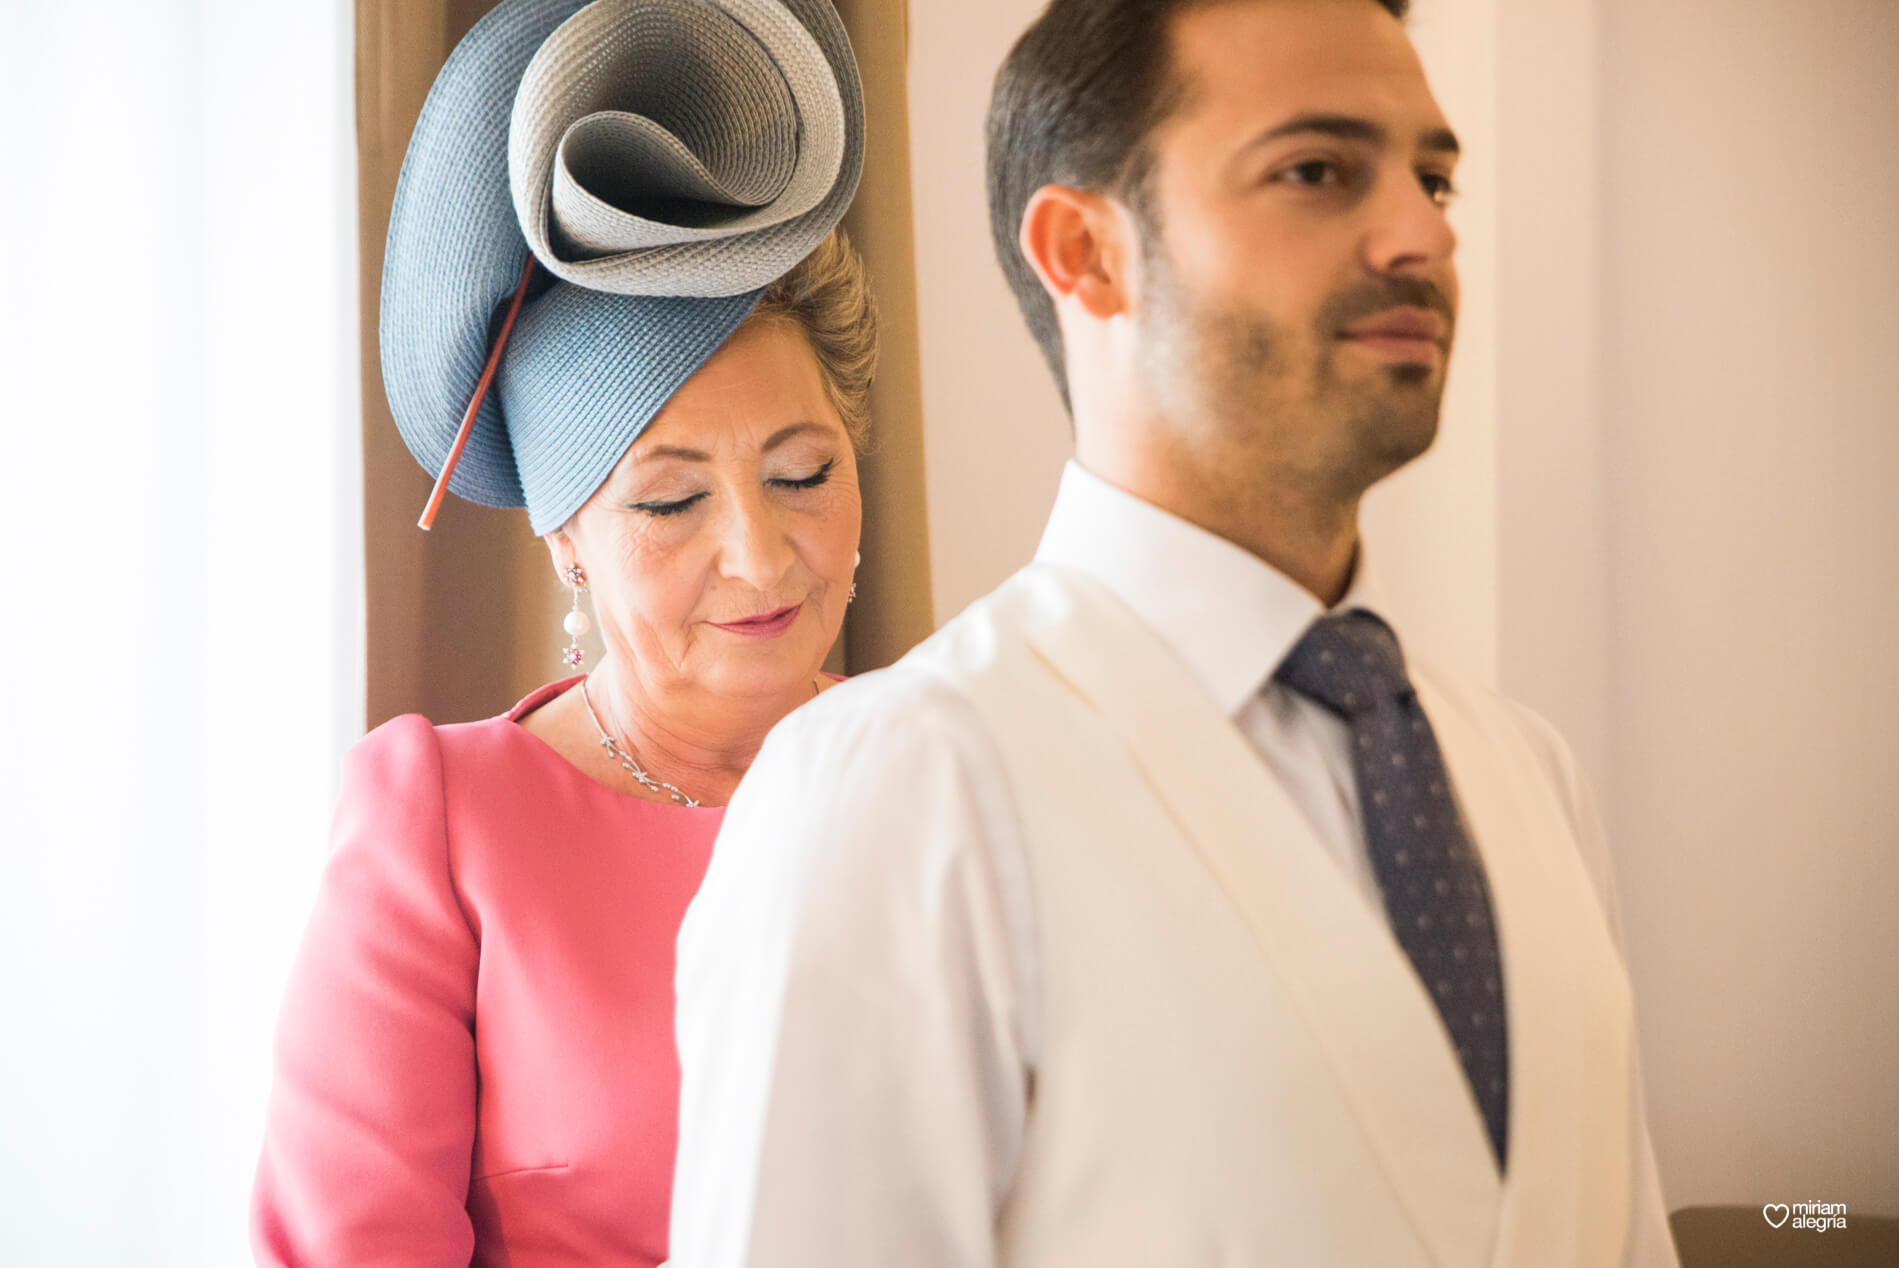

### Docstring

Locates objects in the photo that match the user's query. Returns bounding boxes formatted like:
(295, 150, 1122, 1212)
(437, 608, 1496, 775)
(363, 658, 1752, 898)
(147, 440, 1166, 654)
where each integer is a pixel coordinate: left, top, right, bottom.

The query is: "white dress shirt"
(669, 461, 1675, 1267)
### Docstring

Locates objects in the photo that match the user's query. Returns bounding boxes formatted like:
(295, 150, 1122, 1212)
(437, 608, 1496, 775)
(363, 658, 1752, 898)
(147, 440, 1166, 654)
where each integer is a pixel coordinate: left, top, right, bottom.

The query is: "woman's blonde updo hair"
(748, 230, 878, 449)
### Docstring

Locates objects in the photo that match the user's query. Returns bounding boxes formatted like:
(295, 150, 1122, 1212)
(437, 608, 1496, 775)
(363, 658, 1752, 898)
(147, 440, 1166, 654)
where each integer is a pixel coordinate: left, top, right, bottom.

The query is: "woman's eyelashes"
(770, 458, 835, 491)
(627, 459, 836, 517)
(629, 491, 707, 518)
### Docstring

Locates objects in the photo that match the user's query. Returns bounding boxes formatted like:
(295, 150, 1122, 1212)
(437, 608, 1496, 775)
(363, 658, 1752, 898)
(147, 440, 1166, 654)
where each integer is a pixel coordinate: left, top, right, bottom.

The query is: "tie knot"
(1275, 611, 1412, 719)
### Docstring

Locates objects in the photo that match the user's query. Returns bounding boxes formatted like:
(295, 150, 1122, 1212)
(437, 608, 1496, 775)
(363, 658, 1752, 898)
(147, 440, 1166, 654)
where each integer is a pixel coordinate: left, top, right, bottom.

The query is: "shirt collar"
(1033, 461, 1390, 719)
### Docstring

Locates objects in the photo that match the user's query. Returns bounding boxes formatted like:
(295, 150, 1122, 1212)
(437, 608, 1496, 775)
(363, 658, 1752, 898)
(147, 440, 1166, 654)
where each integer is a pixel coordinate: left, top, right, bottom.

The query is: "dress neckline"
(499, 677, 725, 817)
(495, 673, 845, 814)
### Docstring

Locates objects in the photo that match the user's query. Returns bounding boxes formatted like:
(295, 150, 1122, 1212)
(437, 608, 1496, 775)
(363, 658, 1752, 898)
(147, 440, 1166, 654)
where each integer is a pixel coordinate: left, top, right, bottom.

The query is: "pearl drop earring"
(561, 563, 590, 669)
(849, 549, 860, 602)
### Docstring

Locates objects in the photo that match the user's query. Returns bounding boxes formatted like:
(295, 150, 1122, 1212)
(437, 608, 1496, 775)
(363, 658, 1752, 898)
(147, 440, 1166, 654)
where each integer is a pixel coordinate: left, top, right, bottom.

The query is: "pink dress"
(252, 678, 722, 1266)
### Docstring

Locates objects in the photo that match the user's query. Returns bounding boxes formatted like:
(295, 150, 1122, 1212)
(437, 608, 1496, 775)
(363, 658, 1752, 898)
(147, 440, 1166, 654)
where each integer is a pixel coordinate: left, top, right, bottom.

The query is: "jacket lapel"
(1417, 672, 1634, 1268)
(1013, 565, 1502, 1268)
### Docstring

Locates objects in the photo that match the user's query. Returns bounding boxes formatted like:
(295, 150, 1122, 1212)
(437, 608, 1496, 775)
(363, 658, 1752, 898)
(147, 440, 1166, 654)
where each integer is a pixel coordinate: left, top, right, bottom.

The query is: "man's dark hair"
(985, 0, 1411, 408)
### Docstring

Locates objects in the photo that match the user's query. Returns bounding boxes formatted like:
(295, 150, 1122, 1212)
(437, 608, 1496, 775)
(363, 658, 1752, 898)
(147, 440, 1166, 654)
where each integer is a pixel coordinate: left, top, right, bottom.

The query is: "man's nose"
(1362, 171, 1458, 278)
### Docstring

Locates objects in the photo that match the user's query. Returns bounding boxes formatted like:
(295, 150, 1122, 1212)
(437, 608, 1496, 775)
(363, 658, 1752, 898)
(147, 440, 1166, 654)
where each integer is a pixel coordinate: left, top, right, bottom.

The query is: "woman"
(251, 0, 871, 1262)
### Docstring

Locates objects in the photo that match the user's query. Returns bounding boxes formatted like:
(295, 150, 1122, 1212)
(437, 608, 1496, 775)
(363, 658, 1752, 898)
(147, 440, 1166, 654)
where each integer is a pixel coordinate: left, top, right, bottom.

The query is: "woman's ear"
(543, 528, 577, 582)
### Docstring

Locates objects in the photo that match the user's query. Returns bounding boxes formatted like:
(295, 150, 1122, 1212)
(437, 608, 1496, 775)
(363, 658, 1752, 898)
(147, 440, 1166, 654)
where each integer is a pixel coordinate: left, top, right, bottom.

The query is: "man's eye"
(1420, 171, 1458, 206)
(630, 493, 706, 517)
(1278, 159, 1342, 188)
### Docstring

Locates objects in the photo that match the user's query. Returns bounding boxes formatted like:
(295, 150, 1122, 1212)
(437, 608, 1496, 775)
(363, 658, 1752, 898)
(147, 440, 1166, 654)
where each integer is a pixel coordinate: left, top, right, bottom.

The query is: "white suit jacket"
(672, 552, 1676, 1267)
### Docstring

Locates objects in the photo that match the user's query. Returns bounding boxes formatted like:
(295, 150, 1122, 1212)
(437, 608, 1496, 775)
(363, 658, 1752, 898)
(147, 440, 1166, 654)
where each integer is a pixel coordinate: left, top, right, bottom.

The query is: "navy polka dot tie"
(1276, 611, 1510, 1170)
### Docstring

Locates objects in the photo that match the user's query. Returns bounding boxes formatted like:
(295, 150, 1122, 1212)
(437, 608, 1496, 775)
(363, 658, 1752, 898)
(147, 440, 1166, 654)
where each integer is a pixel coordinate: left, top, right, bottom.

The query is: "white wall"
(905, 0, 1070, 623)
(1596, 0, 1899, 1212)
(1494, 0, 1614, 791)
(1364, 0, 1504, 689)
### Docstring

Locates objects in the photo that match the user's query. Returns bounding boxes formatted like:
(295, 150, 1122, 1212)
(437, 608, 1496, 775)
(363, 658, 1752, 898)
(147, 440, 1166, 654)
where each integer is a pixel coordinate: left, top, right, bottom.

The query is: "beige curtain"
(355, 0, 934, 729)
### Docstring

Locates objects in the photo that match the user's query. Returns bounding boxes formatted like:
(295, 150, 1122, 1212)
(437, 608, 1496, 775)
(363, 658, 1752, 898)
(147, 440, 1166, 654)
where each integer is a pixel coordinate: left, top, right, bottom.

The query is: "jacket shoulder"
(336, 712, 447, 814)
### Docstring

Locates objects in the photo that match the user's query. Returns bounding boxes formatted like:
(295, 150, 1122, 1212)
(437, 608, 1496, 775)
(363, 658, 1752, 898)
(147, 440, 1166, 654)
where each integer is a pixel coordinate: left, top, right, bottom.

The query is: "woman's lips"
(711, 603, 802, 639)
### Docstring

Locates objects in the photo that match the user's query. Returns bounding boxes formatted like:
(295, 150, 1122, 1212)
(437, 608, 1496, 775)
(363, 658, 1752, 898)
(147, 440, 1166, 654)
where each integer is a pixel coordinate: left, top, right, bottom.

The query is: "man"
(668, 0, 1678, 1264)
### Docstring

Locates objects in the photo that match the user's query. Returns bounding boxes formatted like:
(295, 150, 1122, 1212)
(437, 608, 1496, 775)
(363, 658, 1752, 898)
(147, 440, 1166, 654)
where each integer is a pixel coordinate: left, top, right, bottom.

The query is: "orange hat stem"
(417, 253, 539, 530)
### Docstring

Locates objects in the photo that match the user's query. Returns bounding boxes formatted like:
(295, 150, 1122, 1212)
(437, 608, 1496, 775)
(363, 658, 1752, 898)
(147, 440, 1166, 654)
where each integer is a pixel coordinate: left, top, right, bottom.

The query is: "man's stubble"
(1131, 230, 1455, 514)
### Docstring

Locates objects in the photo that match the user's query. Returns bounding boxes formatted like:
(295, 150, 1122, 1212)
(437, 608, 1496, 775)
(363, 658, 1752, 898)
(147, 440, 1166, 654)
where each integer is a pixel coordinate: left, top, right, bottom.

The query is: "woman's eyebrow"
(632, 422, 828, 464)
(762, 421, 830, 452)
(635, 444, 712, 463)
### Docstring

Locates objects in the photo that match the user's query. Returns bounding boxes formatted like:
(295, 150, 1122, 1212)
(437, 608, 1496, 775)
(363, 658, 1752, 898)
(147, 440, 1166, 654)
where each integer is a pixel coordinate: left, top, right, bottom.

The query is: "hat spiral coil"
(380, 0, 864, 533)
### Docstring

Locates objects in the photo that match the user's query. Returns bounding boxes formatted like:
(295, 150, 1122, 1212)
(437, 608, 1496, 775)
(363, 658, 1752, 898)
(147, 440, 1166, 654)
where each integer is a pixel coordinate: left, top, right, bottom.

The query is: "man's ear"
(1018, 184, 1135, 322)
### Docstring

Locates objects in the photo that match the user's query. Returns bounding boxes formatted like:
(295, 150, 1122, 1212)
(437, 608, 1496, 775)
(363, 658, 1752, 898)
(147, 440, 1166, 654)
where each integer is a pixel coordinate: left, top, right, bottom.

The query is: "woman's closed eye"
(626, 458, 835, 516)
(769, 458, 836, 491)
(629, 491, 707, 518)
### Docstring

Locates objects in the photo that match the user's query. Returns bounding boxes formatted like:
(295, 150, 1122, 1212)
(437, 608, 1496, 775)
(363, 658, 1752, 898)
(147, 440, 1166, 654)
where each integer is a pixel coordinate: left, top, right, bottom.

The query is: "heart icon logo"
(1763, 1204, 1791, 1228)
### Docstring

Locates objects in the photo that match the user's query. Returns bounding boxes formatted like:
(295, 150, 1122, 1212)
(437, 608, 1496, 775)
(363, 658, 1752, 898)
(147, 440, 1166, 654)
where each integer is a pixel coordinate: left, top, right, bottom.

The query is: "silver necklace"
(578, 676, 824, 809)
(579, 678, 701, 808)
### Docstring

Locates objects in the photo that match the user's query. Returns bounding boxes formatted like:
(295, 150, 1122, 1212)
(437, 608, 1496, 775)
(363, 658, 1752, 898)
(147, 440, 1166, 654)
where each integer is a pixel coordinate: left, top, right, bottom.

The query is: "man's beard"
(1133, 236, 1455, 502)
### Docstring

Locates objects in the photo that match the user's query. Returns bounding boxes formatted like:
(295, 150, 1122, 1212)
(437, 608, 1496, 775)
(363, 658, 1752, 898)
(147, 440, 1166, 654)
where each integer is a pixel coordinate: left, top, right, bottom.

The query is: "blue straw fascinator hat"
(381, 0, 864, 534)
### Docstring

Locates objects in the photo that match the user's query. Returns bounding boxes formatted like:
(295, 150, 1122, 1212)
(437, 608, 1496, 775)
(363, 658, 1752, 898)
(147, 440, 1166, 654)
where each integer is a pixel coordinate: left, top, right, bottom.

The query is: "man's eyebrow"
(1243, 112, 1462, 156)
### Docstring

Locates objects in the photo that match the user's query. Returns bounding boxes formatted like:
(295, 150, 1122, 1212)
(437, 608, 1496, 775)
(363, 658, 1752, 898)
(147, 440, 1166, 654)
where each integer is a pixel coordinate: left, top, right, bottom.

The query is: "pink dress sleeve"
(252, 715, 479, 1267)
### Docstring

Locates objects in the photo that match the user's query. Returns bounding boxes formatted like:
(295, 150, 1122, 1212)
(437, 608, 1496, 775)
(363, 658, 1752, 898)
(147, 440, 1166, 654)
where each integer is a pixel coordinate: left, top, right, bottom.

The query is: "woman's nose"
(715, 495, 796, 591)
